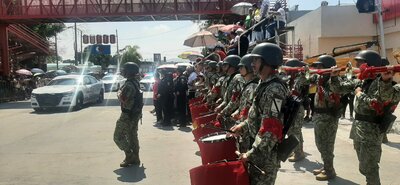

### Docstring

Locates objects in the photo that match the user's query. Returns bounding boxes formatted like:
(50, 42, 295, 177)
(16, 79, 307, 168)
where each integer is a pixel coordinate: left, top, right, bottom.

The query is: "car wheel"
(74, 93, 84, 111)
(97, 90, 104, 103)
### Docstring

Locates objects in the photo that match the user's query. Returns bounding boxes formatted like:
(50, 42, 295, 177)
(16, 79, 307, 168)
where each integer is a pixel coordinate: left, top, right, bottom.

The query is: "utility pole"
(55, 34, 59, 70)
(376, 0, 386, 58)
(80, 30, 83, 64)
(74, 22, 78, 66)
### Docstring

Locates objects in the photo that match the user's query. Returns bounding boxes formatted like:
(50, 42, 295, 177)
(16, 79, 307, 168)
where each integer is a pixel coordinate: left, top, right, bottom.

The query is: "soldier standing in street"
(114, 62, 143, 167)
(231, 43, 289, 185)
(206, 61, 226, 105)
(329, 50, 400, 185)
(232, 54, 259, 152)
(284, 58, 309, 162)
(215, 55, 244, 129)
(311, 55, 341, 181)
(174, 67, 188, 127)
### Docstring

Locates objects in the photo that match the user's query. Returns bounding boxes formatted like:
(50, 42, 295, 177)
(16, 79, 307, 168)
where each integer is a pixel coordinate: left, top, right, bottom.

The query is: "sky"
(57, 0, 356, 62)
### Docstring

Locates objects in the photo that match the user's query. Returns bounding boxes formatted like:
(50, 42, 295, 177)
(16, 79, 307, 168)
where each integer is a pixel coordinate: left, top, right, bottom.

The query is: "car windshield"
(102, 76, 115, 81)
(47, 78, 78, 86)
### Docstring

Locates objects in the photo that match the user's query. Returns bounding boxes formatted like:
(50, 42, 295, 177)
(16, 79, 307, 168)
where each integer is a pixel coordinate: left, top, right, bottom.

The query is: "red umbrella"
(219, 24, 243, 33)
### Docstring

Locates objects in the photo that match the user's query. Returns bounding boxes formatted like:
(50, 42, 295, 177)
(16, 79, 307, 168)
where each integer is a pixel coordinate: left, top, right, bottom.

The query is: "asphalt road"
(0, 92, 399, 185)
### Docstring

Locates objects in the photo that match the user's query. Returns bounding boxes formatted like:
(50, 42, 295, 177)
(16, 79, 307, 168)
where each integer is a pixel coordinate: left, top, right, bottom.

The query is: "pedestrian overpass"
(0, 0, 289, 76)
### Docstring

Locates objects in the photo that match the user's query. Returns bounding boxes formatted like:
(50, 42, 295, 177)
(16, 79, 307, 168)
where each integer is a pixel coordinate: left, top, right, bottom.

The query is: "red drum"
(194, 113, 217, 129)
(190, 104, 210, 124)
(189, 96, 204, 106)
(198, 132, 238, 165)
(192, 122, 218, 142)
(189, 160, 250, 185)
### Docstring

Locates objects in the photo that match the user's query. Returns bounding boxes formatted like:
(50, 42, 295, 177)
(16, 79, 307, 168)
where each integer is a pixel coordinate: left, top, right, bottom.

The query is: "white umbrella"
(183, 30, 218, 48)
(231, 2, 253, 15)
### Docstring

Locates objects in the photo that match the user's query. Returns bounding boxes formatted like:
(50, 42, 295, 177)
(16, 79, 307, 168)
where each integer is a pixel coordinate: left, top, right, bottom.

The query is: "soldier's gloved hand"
(230, 124, 242, 136)
(237, 152, 248, 162)
(355, 87, 362, 97)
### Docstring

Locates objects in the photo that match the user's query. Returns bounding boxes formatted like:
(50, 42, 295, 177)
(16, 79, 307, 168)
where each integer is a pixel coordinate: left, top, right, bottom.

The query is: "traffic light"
(110, 34, 116, 44)
(356, 0, 375, 13)
(82, 34, 89, 44)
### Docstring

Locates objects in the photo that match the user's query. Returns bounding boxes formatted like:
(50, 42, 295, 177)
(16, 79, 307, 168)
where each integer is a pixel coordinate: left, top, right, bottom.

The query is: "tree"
(121, 45, 142, 65)
(28, 23, 65, 39)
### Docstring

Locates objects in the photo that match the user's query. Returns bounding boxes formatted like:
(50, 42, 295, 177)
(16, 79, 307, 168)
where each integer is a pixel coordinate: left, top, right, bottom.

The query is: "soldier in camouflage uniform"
(232, 54, 259, 152)
(283, 59, 309, 162)
(232, 43, 289, 185)
(215, 55, 244, 129)
(114, 62, 143, 167)
(311, 55, 341, 181)
(205, 61, 220, 92)
(206, 61, 226, 105)
(329, 50, 400, 185)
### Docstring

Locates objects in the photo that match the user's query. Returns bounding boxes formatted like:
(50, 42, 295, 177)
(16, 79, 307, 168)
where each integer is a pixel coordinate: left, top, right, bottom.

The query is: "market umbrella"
(206, 24, 226, 34)
(31, 68, 45, 74)
(219, 24, 243, 33)
(231, 2, 253, 15)
(183, 30, 218, 48)
(16, 69, 33, 76)
(178, 51, 204, 61)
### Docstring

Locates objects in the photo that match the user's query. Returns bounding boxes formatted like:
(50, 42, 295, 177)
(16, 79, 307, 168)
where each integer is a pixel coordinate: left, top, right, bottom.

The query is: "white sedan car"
(31, 75, 104, 111)
(102, 75, 126, 92)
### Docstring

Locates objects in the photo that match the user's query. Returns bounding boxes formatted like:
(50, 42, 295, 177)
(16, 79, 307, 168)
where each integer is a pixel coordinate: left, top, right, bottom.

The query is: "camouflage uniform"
(286, 74, 309, 157)
(220, 73, 245, 128)
(240, 74, 289, 185)
(207, 72, 220, 91)
(330, 76, 400, 185)
(207, 74, 226, 104)
(114, 77, 141, 163)
(234, 77, 259, 152)
(313, 75, 341, 174)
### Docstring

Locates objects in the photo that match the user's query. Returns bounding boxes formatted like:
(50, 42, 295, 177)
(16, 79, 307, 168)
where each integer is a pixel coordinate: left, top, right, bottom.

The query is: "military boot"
(120, 152, 133, 167)
(316, 168, 336, 181)
(288, 150, 306, 162)
(312, 167, 324, 175)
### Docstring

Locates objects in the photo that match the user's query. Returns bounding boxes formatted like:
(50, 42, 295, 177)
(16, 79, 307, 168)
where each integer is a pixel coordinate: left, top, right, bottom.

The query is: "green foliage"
(45, 55, 62, 64)
(29, 23, 65, 39)
(120, 45, 142, 65)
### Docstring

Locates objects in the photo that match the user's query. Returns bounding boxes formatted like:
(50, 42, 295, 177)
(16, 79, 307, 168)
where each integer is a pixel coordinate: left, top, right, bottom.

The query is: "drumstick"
(235, 151, 266, 175)
(200, 124, 234, 133)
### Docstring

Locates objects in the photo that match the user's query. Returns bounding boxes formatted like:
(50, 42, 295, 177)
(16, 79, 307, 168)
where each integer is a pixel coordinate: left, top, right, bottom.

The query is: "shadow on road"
(292, 155, 320, 174)
(178, 126, 192, 133)
(153, 124, 175, 131)
(327, 176, 359, 185)
(114, 164, 146, 183)
(0, 101, 31, 109)
(384, 141, 400, 150)
(95, 98, 154, 107)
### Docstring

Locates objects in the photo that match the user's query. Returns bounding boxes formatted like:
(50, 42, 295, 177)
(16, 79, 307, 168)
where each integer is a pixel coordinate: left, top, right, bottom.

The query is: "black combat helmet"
(354, 50, 382, 67)
(123, 62, 139, 75)
(285, 58, 306, 67)
(381, 58, 390, 66)
(208, 61, 218, 69)
(223, 55, 241, 68)
(248, 43, 283, 67)
(317, 55, 336, 69)
(238, 54, 254, 72)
